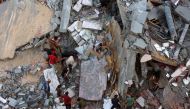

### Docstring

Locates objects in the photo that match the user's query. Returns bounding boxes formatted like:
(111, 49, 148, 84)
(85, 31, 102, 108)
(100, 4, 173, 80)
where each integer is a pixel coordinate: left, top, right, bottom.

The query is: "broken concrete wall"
(0, 0, 53, 59)
(108, 20, 137, 97)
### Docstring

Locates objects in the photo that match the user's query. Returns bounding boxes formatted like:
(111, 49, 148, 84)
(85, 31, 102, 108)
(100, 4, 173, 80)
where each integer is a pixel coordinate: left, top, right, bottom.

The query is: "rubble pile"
(1, 0, 190, 109)
(116, 0, 190, 108)
(0, 64, 43, 108)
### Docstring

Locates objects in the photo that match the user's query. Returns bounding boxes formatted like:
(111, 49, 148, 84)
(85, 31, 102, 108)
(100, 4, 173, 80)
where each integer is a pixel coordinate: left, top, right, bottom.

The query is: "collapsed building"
(1, 0, 190, 109)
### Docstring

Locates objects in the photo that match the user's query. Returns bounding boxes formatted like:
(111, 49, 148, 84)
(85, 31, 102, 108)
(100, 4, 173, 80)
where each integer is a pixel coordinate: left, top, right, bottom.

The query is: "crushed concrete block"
(59, 0, 72, 32)
(93, 0, 101, 7)
(75, 44, 88, 54)
(183, 77, 190, 85)
(148, 7, 160, 20)
(124, 80, 133, 85)
(0, 96, 7, 104)
(136, 97, 145, 107)
(186, 59, 190, 67)
(51, 17, 60, 25)
(18, 93, 26, 96)
(132, 10, 148, 24)
(154, 43, 163, 51)
(163, 42, 170, 47)
(131, 20, 143, 33)
(133, 38, 147, 49)
(52, 23, 58, 30)
(128, 0, 147, 11)
(0, 84, 3, 90)
(73, 34, 82, 43)
(175, 6, 190, 23)
(68, 21, 78, 32)
(140, 54, 152, 63)
(82, 20, 103, 30)
(171, 66, 186, 78)
(16, 103, 28, 109)
(68, 21, 82, 32)
(14, 66, 22, 74)
(172, 82, 178, 87)
(8, 98, 18, 108)
(94, 9, 100, 15)
(82, 0, 93, 6)
(73, 2, 83, 12)
(2, 105, 9, 109)
(54, 32, 60, 36)
(14, 88, 21, 94)
(30, 85, 35, 92)
(75, 21, 82, 32)
(55, 11, 61, 18)
(66, 88, 75, 98)
(44, 99, 49, 106)
(79, 29, 92, 41)
(78, 39, 86, 46)
(71, 31, 78, 37)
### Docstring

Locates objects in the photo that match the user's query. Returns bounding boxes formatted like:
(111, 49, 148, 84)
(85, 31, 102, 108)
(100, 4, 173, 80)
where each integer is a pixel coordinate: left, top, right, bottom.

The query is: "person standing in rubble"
(60, 91, 72, 109)
(56, 85, 62, 97)
(43, 79, 51, 98)
(47, 35, 62, 56)
(111, 95, 121, 109)
(48, 51, 59, 65)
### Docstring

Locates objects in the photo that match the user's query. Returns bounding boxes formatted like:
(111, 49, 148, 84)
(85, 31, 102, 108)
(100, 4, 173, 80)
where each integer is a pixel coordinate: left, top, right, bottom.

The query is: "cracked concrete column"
(59, 0, 72, 33)
(164, 1, 177, 40)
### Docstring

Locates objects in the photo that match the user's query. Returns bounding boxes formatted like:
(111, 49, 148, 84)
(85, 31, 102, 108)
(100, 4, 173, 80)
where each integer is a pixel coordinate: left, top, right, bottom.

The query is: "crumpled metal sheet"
(0, 0, 53, 59)
(79, 58, 107, 100)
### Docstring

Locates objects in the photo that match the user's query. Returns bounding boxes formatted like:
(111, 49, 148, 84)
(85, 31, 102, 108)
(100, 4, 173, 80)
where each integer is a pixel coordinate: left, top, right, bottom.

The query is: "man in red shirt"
(61, 92, 71, 109)
(48, 53, 59, 65)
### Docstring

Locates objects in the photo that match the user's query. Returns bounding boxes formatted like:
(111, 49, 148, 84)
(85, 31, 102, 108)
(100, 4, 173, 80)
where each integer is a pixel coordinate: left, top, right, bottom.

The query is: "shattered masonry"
(1, 0, 190, 109)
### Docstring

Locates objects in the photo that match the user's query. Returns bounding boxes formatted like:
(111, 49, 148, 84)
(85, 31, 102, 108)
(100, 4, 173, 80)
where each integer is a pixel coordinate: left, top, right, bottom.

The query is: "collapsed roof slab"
(0, 0, 53, 59)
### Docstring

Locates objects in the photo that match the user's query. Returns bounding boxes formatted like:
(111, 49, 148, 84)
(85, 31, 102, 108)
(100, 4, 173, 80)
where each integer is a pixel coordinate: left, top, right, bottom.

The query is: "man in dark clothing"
(111, 95, 121, 109)
(62, 49, 78, 59)
(60, 92, 72, 109)
(56, 85, 62, 97)
(43, 79, 51, 98)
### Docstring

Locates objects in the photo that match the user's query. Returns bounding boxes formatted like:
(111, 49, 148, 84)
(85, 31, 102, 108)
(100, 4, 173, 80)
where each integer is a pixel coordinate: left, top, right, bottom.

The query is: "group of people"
(43, 35, 78, 80)
(41, 35, 77, 109)
(56, 85, 72, 109)
(42, 79, 72, 109)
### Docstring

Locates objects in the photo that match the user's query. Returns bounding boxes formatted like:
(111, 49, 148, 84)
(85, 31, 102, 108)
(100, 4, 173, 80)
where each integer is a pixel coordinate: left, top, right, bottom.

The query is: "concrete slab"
(131, 20, 143, 33)
(82, 20, 103, 30)
(59, 0, 72, 32)
(132, 10, 148, 24)
(175, 6, 190, 23)
(82, 0, 93, 6)
(148, 7, 160, 20)
(8, 97, 18, 108)
(73, 2, 83, 12)
(79, 58, 107, 100)
(133, 38, 147, 49)
(0, 0, 53, 59)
